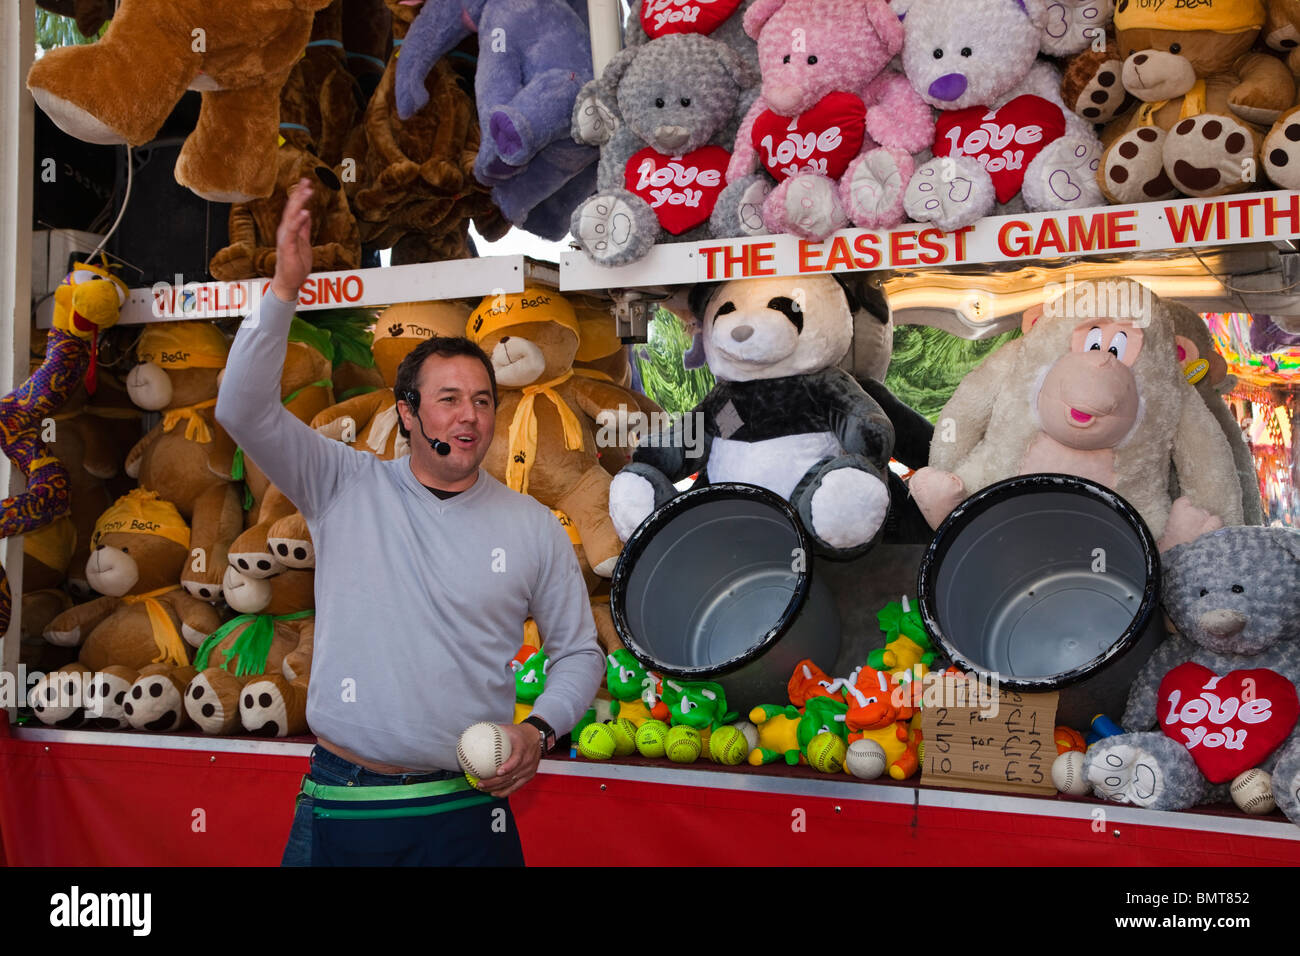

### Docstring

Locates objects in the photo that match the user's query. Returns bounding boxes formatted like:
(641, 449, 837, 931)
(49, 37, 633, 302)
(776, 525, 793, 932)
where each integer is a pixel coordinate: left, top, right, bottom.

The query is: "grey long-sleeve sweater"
(215, 289, 604, 771)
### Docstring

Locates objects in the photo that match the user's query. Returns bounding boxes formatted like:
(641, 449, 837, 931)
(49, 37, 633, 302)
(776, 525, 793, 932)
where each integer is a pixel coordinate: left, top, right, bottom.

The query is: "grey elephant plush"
(569, 33, 757, 267)
(1086, 526, 1300, 826)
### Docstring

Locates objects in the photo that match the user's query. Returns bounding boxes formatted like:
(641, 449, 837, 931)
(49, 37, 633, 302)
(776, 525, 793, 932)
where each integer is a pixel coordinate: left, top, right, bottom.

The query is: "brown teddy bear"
(207, 0, 362, 281)
(27, 0, 334, 202)
(1263, 0, 1300, 189)
(179, 562, 314, 736)
(311, 300, 471, 459)
(467, 288, 639, 578)
(1085, 0, 1294, 203)
(31, 490, 224, 730)
(124, 322, 244, 603)
(212, 317, 335, 574)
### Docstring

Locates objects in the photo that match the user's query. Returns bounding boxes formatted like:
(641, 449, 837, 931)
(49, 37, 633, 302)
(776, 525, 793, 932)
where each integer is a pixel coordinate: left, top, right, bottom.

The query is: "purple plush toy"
(394, 0, 598, 239)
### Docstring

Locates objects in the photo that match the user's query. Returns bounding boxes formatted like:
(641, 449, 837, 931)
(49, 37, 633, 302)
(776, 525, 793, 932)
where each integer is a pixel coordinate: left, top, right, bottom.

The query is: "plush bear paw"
(767, 174, 848, 241)
(1263, 108, 1300, 190)
(1273, 741, 1300, 826)
(907, 467, 967, 530)
(609, 471, 657, 542)
(185, 670, 242, 735)
(180, 574, 223, 604)
(86, 670, 134, 730)
(573, 193, 654, 265)
(1039, 0, 1114, 57)
(1163, 114, 1257, 197)
(1069, 56, 1127, 124)
(903, 156, 994, 233)
(226, 548, 285, 580)
(1086, 739, 1169, 806)
(1101, 127, 1175, 203)
(27, 670, 88, 728)
(572, 89, 619, 146)
(1025, 136, 1103, 210)
(124, 674, 187, 732)
(43, 625, 81, 648)
(844, 148, 911, 229)
(28, 88, 125, 145)
(1157, 496, 1222, 552)
(808, 468, 890, 551)
(240, 678, 304, 737)
(268, 514, 314, 570)
(489, 106, 535, 167)
(735, 178, 772, 235)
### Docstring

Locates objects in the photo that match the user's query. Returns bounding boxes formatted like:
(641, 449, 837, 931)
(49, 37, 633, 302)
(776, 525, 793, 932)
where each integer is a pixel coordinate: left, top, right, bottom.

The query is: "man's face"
(400, 354, 496, 485)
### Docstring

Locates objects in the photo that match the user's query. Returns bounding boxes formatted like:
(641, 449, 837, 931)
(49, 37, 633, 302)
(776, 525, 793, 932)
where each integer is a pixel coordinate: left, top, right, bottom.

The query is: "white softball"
(456, 722, 512, 779)
(845, 739, 887, 780)
(733, 720, 759, 753)
(1052, 751, 1091, 796)
(1230, 769, 1275, 815)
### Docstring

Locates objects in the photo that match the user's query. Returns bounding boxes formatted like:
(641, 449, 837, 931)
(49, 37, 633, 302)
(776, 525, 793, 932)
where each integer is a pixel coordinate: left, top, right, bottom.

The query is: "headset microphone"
(403, 391, 451, 456)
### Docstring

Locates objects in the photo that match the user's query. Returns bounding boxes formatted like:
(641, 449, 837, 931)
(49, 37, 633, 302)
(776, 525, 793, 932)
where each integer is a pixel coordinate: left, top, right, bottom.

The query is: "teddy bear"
(30, 490, 225, 730)
(467, 288, 639, 577)
(179, 561, 315, 736)
(311, 300, 472, 460)
(609, 273, 895, 560)
(1084, 526, 1300, 828)
(568, 32, 758, 267)
(895, 0, 1107, 233)
(124, 321, 244, 603)
(346, 0, 508, 262)
(713, 0, 934, 243)
(393, 0, 600, 239)
(208, 1, 362, 281)
(27, 0, 334, 202)
(1263, 0, 1300, 190)
(212, 317, 335, 576)
(908, 279, 1244, 551)
(1081, 0, 1295, 203)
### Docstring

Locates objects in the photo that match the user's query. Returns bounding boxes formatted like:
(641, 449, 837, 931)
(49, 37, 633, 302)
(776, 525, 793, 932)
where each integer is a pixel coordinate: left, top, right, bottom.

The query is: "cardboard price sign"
(920, 677, 1058, 795)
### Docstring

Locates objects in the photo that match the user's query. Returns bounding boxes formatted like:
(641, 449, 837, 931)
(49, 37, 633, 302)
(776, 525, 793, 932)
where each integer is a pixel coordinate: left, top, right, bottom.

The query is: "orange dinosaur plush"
(27, 0, 334, 202)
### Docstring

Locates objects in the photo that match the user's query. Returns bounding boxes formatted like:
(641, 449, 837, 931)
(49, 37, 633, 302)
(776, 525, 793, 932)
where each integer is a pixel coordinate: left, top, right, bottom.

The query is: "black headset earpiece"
(404, 389, 420, 410)
(402, 389, 449, 456)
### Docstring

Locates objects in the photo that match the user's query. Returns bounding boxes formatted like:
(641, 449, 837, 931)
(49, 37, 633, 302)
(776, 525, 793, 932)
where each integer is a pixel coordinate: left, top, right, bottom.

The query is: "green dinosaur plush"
(869, 596, 936, 674)
(510, 646, 549, 723)
(605, 648, 667, 726)
(661, 678, 737, 732)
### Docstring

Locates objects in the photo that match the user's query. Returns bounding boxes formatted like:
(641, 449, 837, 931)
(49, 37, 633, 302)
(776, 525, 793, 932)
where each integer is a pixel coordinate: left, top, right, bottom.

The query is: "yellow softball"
(665, 725, 701, 764)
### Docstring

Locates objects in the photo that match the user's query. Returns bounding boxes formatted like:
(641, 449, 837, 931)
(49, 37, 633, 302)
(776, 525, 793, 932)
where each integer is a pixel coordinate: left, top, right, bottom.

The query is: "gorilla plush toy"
(609, 273, 902, 559)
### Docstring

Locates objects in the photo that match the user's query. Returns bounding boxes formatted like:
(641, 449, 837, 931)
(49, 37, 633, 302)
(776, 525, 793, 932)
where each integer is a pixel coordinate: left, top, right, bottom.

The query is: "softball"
(1231, 769, 1275, 815)
(807, 732, 847, 774)
(456, 722, 511, 779)
(635, 719, 670, 758)
(708, 725, 748, 766)
(608, 717, 637, 756)
(665, 725, 701, 763)
(845, 739, 887, 780)
(578, 722, 617, 760)
(1051, 751, 1091, 796)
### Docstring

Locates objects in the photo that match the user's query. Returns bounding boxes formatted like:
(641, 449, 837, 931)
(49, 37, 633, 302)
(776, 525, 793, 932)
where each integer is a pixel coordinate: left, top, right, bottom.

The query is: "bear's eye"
(807, 55, 817, 65)
(1169, 43, 1181, 54)
(680, 97, 691, 107)
(654, 97, 664, 108)
(783, 54, 791, 64)
(1199, 588, 1209, 597)
(1231, 584, 1244, 594)
(715, 301, 736, 317)
(961, 47, 972, 57)
(933, 48, 943, 59)
(121, 546, 129, 554)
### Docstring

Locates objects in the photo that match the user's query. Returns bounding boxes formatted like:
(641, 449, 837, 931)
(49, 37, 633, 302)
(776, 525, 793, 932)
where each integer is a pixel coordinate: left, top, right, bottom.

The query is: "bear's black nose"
(731, 325, 754, 342)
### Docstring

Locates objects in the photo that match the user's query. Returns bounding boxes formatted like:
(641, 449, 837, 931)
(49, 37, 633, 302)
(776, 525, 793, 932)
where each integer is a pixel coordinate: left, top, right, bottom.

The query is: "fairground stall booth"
(2, 0, 1300, 866)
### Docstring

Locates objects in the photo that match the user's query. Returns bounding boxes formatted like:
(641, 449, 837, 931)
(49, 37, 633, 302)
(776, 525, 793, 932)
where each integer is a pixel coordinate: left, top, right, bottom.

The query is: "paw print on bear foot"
(737, 180, 771, 235)
(575, 195, 638, 261)
(1040, 0, 1114, 57)
(778, 175, 846, 241)
(1263, 111, 1300, 190)
(241, 680, 289, 737)
(1036, 137, 1103, 207)
(1074, 59, 1126, 124)
(903, 158, 986, 233)
(1102, 126, 1175, 202)
(846, 150, 906, 228)
(1087, 741, 1166, 807)
(124, 675, 184, 732)
(1164, 114, 1256, 197)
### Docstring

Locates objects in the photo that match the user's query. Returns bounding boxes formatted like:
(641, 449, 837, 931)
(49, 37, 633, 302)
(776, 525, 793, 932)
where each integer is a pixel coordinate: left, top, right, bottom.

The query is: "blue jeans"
(281, 746, 525, 867)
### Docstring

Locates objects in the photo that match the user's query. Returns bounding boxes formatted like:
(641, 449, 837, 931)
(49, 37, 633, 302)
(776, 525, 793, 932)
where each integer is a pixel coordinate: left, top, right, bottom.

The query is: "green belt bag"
(301, 775, 495, 820)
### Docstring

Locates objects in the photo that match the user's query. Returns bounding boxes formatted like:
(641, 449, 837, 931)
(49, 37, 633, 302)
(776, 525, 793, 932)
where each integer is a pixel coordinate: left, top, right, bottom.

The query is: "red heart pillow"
(751, 92, 866, 183)
(624, 145, 730, 235)
(932, 94, 1066, 204)
(640, 0, 742, 38)
(1157, 662, 1299, 784)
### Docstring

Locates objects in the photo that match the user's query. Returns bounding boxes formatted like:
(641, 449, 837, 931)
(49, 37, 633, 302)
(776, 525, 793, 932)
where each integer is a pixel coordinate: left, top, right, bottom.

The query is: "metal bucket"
(917, 474, 1164, 729)
(611, 483, 841, 714)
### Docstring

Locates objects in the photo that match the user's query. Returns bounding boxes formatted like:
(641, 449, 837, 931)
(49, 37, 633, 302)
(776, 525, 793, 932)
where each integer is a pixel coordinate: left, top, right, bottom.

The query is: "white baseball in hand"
(457, 722, 512, 779)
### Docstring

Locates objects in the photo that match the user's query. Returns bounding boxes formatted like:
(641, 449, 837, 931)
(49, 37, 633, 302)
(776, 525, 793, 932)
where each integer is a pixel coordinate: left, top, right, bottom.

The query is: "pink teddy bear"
(715, 0, 935, 241)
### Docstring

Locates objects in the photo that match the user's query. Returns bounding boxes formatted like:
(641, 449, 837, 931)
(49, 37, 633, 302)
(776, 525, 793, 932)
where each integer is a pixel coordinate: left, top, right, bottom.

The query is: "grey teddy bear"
(569, 33, 757, 267)
(1085, 526, 1300, 826)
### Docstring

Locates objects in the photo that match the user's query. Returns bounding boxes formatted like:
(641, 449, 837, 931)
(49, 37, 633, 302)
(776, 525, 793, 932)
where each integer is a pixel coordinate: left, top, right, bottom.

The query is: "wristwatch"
(522, 715, 556, 756)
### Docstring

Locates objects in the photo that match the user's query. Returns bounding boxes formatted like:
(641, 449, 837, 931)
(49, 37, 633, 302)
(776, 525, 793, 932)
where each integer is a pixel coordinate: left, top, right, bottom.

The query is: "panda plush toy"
(609, 273, 901, 559)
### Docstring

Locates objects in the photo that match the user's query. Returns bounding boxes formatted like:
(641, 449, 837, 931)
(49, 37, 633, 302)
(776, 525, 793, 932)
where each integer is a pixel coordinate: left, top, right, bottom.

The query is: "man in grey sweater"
(216, 181, 605, 866)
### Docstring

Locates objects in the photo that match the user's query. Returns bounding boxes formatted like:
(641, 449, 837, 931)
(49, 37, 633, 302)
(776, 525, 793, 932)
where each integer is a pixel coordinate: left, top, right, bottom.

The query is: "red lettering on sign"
(1108, 208, 1137, 248)
(343, 275, 363, 301)
(798, 239, 825, 272)
(917, 228, 947, 265)
(751, 242, 776, 275)
(890, 230, 917, 266)
(1164, 201, 1215, 243)
(1067, 214, 1105, 251)
(1265, 192, 1300, 235)
(998, 220, 1032, 257)
(853, 233, 881, 269)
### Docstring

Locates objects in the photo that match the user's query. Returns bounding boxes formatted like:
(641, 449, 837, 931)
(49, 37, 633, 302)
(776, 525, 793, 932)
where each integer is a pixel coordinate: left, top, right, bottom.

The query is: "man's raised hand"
(271, 178, 314, 303)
